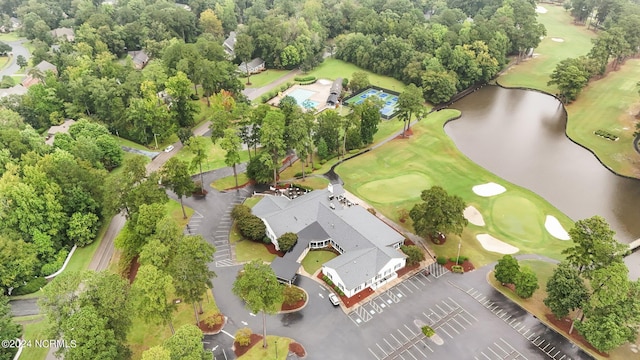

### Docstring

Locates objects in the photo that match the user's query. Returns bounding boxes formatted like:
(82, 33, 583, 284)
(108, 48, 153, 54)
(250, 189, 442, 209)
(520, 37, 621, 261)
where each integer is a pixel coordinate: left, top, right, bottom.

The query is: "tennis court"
(344, 88, 400, 119)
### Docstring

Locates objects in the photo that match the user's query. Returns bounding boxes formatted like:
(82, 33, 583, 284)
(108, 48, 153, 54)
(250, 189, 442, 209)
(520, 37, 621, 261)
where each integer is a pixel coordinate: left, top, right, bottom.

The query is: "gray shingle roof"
(253, 188, 405, 289)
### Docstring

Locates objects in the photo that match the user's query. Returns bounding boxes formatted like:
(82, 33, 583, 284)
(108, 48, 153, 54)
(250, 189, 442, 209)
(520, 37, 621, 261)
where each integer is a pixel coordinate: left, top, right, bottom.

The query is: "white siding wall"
(262, 220, 278, 250)
(323, 257, 407, 298)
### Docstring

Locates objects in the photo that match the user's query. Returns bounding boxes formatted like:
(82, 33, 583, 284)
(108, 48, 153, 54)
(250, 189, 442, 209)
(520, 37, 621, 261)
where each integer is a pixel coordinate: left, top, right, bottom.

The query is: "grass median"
(336, 109, 573, 267)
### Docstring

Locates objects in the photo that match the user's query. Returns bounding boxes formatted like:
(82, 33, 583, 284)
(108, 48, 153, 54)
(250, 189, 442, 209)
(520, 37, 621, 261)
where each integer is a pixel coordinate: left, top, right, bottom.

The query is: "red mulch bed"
(234, 334, 263, 358)
(316, 271, 374, 308)
(225, 179, 255, 191)
(128, 256, 141, 284)
(430, 233, 447, 245)
(394, 127, 414, 139)
(544, 314, 609, 358)
(289, 342, 305, 357)
(443, 260, 475, 272)
(281, 298, 305, 311)
(396, 263, 420, 278)
(264, 242, 286, 257)
(403, 238, 415, 246)
(197, 313, 224, 334)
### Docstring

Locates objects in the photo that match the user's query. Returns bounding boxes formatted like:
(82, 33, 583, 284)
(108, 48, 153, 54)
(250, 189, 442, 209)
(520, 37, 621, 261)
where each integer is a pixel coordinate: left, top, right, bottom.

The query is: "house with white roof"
(252, 184, 406, 297)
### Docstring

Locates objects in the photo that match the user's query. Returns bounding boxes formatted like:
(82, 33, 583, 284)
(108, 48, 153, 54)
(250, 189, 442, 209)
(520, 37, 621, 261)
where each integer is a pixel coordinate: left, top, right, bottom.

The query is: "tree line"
(549, 0, 640, 102)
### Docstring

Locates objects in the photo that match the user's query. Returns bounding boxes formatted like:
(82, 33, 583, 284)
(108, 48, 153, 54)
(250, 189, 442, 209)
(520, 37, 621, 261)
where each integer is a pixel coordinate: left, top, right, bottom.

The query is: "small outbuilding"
(50, 27, 75, 42)
(45, 119, 76, 146)
(127, 50, 150, 69)
(326, 78, 343, 106)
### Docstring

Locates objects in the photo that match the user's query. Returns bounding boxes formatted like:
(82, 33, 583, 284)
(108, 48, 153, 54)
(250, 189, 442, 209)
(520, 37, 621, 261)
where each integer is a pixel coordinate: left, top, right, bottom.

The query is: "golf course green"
(336, 109, 574, 266)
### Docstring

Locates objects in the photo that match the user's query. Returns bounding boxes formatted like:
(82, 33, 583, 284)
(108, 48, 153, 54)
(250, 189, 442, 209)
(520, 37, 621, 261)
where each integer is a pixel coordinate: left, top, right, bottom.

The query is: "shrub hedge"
(294, 75, 316, 82)
(421, 325, 435, 337)
(451, 265, 464, 273)
(436, 256, 447, 265)
(12, 277, 47, 296)
(594, 129, 618, 141)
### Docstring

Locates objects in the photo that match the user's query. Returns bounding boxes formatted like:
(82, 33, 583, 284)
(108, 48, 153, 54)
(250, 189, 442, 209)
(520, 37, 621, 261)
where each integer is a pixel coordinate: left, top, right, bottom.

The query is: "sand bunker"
(472, 182, 506, 197)
(476, 234, 520, 254)
(535, 6, 548, 13)
(545, 215, 570, 240)
(551, 38, 564, 42)
(464, 206, 485, 226)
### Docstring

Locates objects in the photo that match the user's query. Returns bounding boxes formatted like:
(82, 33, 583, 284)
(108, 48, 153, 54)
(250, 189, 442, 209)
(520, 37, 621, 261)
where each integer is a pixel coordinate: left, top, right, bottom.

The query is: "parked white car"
(328, 293, 340, 306)
(164, 145, 175, 153)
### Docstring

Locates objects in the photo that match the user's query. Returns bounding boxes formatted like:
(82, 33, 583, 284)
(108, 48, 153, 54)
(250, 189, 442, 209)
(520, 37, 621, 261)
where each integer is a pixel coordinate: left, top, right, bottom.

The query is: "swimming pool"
(287, 88, 319, 109)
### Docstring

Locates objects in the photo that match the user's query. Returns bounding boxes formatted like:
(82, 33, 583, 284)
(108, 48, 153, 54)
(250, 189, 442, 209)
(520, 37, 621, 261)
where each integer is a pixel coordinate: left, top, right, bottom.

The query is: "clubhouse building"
(252, 184, 406, 298)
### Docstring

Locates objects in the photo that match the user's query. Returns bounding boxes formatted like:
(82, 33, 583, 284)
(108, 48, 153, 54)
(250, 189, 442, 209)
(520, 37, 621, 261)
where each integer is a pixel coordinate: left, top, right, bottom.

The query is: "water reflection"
(444, 86, 640, 278)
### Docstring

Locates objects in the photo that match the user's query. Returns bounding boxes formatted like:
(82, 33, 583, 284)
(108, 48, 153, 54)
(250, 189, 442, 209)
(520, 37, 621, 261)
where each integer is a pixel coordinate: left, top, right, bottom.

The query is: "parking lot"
(349, 265, 451, 326)
(367, 298, 477, 360)
(464, 286, 584, 360)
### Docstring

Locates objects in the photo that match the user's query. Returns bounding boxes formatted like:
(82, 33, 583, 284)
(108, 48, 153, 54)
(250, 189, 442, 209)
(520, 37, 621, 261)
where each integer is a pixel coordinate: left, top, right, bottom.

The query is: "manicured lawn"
(16, 316, 49, 360)
(564, 59, 640, 177)
(230, 223, 276, 263)
(0, 32, 23, 41)
(244, 69, 290, 88)
(173, 136, 253, 176)
(115, 136, 150, 151)
(301, 250, 337, 274)
(306, 58, 406, 92)
(165, 198, 195, 228)
(127, 289, 219, 359)
(238, 335, 292, 360)
(211, 172, 249, 191)
(336, 109, 574, 267)
(243, 196, 263, 208)
(498, 4, 595, 91)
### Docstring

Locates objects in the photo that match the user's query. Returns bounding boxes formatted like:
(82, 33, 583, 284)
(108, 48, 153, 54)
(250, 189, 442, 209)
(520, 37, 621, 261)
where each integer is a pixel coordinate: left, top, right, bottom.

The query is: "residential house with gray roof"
(252, 184, 406, 297)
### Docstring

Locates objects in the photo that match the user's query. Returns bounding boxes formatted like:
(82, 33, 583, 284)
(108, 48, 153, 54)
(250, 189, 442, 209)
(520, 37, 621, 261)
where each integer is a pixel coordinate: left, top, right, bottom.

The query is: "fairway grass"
(499, 5, 595, 91)
(565, 59, 640, 177)
(306, 58, 406, 92)
(336, 109, 573, 266)
(497, 5, 640, 178)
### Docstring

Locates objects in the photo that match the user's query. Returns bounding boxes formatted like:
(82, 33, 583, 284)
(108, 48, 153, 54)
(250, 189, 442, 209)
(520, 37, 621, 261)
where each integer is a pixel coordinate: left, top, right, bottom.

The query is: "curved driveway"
(0, 39, 30, 77)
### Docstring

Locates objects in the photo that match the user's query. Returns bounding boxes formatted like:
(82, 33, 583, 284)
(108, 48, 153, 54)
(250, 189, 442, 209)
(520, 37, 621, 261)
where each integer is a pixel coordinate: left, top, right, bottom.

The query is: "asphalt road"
(206, 261, 592, 360)
(0, 39, 30, 77)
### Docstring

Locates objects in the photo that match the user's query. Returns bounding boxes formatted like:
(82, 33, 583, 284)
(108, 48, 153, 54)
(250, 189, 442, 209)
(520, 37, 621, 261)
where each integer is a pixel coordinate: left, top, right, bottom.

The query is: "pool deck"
(269, 80, 335, 113)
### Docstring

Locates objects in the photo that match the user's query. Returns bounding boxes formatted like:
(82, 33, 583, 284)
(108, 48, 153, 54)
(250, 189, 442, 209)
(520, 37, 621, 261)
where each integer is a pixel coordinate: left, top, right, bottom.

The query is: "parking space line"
(543, 343, 550, 351)
(559, 355, 565, 360)
(418, 339, 433, 353)
(481, 351, 491, 359)
(368, 347, 381, 360)
(451, 317, 466, 330)
(383, 338, 395, 350)
(404, 324, 417, 336)
(376, 343, 387, 355)
(390, 333, 402, 346)
(488, 346, 501, 358)
(413, 344, 428, 358)
(412, 275, 425, 286)
(493, 341, 508, 355)
(458, 313, 473, 325)
(445, 322, 460, 334)
(397, 329, 410, 341)
(439, 327, 453, 339)
(405, 349, 418, 360)
(400, 283, 414, 293)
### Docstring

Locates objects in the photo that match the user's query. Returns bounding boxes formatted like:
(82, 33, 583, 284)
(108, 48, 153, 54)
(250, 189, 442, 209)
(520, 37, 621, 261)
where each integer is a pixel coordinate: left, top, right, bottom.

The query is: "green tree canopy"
(514, 266, 538, 299)
(232, 260, 284, 348)
(277, 232, 298, 252)
(494, 255, 520, 285)
(544, 262, 588, 319)
(161, 157, 194, 219)
(409, 186, 467, 241)
(562, 216, 628, 279)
